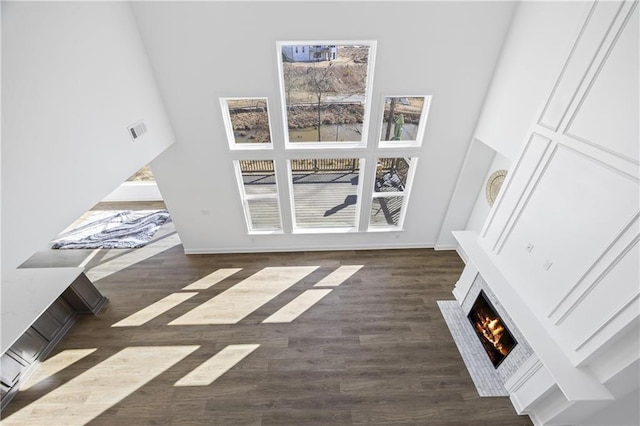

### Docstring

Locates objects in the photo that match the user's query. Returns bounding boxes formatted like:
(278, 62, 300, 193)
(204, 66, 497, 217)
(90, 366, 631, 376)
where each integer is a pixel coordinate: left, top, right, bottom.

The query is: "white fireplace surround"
(458, 273, 533, 382)
(438, 273, 534, 397)
(442, 2, 639, 424)
(451, 231, 638, 426)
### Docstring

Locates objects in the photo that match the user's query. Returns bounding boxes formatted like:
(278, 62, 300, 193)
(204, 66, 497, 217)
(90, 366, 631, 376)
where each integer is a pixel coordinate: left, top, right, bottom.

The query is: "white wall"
(474, 1, 592, 161)
(435, 138, 496, 249)
(465, 150, 511, 233)
(466, 1, 639, 423)
(437, 0, 592, 249)
(103, 181, 163, 202)
(132, 1, 516, 253)
(1, 2, 175, 272)
(0, 2, 3, 284)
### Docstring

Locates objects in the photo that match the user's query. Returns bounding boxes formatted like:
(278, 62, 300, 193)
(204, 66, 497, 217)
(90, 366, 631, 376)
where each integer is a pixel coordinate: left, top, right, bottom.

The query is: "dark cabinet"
(0, 273, 107, 410)
(1, 383, 9, 400)
(62, 273, 107, 315)
(48, 297, 74, 324)
(1, 353, 26, 387)
(9, 329, 48, 364)
(32, 311, 64, 342)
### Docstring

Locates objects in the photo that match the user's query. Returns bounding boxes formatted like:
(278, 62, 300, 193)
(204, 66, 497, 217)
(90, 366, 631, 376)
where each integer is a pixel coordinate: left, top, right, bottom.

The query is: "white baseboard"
(434, 244, 459, 251)
(102, 181, 162, 202)
(183, 242, 436, 255)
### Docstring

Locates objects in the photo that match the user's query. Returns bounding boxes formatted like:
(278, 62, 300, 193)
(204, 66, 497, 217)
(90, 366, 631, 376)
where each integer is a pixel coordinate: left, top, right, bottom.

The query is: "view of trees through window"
(280, 43, 372, 143)
(380, 97, 428, 143)
(222, 41, 428, 233)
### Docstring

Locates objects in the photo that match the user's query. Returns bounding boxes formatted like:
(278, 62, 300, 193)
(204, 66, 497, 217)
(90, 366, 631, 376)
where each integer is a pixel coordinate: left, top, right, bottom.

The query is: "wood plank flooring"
(4, 209, 533, 425)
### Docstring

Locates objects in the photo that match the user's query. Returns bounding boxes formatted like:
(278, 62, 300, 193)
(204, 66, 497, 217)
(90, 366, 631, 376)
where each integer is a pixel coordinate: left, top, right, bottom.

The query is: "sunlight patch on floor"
(168, 266, 319, 325)
(263, 289, 332, 323)
(85, 233, 181, 282)
(112, 293, 198, 327)
(174, 344, 260, 387)
(313, 265, 363, 287)
(20, 349, 97, 391)
(2, 346, 198, 425)
(182, 268, 242, 290)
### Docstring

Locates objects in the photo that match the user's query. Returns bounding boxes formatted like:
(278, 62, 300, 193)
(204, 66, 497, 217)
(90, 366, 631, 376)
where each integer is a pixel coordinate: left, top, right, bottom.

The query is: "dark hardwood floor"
(4, 214, 533, 424)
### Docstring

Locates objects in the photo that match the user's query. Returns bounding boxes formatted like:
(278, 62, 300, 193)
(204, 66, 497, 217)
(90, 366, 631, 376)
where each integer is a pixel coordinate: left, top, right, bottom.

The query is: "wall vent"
(128, 121, 147, 141)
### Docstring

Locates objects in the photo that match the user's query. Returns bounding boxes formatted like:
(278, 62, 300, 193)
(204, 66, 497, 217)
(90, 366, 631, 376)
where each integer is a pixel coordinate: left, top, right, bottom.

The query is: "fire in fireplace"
(467, 291, 517, 368)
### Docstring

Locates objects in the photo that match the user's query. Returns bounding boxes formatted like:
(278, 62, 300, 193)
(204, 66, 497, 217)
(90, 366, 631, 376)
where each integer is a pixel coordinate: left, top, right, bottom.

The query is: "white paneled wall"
(457, 1, 639, 424)
(473, 1, 593, 161)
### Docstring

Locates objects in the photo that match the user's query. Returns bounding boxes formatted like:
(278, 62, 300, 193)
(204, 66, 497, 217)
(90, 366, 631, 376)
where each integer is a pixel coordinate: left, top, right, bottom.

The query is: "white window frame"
(276, 40, 377, 150)
(368, 157, 418, 231)
(220, 97, 274, 151)
(287, 156, 365, 234)
(233, 160, 283, 234)
(377, 95, 432, 148)
(223, 41, 427, 235)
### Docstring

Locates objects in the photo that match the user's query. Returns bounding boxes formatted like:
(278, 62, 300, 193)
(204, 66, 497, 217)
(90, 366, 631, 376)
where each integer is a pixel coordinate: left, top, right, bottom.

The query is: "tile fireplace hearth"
(438, 273, 533, 397)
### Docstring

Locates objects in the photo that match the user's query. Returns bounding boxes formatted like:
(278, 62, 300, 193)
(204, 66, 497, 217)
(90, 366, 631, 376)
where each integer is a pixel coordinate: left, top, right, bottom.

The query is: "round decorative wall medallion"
(486, 169, 507, 207)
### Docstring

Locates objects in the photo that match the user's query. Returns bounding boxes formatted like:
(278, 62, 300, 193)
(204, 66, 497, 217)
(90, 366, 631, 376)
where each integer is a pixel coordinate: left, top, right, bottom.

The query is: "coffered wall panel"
(564, 6, 639, 162)
(480, 0, 639, 365)
(538, 1, 626, 131)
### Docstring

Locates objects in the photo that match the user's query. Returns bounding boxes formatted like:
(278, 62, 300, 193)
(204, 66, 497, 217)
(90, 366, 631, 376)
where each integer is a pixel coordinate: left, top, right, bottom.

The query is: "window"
(278, 41, 376, 147)
(234, 160, 282, 232)
(220, 98, 272, 150)
(378, 96, 431, 147)
(369, 157, 416, 229)
(289, 158, 361, 230)
(223, 40, 427, 235)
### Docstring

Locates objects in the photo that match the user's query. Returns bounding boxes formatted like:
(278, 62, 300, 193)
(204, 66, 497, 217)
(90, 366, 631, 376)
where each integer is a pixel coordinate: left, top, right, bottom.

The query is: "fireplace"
(467, 290, 517, 368)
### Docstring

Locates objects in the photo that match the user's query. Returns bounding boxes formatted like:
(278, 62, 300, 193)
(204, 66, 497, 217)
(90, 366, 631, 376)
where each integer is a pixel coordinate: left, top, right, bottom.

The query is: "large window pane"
(221, 98, 272, 148)
(279, 42, 375, 144)
(290, 158, 360, 229)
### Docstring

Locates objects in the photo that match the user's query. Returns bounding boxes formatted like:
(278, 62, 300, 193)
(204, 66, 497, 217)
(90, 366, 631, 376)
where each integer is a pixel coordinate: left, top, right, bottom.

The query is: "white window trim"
(276, 40, 377, 150)
(287, 157, 365, 233)
(223, 41, 428, 235)
(233, 160, 283, 234)
(377, 95, 432, 148)
(367, 157, 419, 230)
(221, 97, 274, 151)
